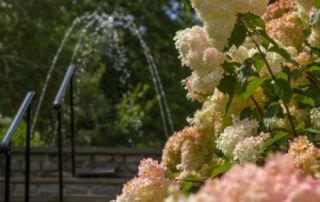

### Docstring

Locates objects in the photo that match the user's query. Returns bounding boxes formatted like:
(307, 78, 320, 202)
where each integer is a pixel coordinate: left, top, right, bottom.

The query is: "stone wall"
(0, 147, 162, 177)
(0, 147, 162, 201)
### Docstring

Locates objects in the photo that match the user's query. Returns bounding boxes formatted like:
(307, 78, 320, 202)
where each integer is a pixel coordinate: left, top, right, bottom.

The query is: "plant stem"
(250, 34, 297, 136)
(241, 21, 297, 136)
(250, 95, 263, 117)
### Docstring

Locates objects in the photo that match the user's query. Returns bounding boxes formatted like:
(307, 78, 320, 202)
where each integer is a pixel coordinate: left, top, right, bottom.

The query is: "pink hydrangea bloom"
(114, 158, 170, 202)
(266, 12, 304, 48)
(189, 154, 320, 202)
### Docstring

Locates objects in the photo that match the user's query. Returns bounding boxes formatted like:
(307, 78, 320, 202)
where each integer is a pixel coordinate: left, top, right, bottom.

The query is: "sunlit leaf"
(242, 77, 268, 100)
(274, 78, 292, 102)
(211, 162, 233, 178)
(262, 133, 289, 150)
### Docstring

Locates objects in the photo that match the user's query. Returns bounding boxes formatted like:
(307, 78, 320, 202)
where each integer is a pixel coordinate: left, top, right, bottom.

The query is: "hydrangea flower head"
(191, 0, 268, 50)
(114, 159, 170, 202)
(289, 136, 320, 179)
(188, 153, 320, 202)
(216, 118, 259, 156)
(162, 127, 223, 178)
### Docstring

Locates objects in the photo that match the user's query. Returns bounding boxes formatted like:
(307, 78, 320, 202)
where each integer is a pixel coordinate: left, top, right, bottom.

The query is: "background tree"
(0, 0, 199, 147)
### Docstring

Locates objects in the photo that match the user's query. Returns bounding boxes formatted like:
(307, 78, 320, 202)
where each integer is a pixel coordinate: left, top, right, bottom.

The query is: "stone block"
(65, 184, 88, 194)
(38, 184, 59, 194)
(90, 185, 116, 195)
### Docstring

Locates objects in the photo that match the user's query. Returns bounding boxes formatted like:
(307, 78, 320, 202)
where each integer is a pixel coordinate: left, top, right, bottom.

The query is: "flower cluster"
(262, 0, 296, 21)
(191, 0, 268, 51)
(216, 118, 269, 163)
(114, 0, 320, 200)
(294, 0, 320, 47)
(162, 127, 223, 178)
(189, 88, 250, 134)
(174, 26, 225, 101)
(266, 12, 304, 48)
(289, 136, 320, 179)
(113, 159, 170, 202)
(188, 154, 320, 202)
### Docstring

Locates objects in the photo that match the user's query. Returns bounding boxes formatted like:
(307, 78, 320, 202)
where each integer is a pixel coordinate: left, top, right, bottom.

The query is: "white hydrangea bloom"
(233, 133, 270, 163)
(174, 26, 225, 75)
(175, 26, 225, 101)
(216, 118, 259, 156)
(311, 108, 320, 129)
(191, 0, 268, 50)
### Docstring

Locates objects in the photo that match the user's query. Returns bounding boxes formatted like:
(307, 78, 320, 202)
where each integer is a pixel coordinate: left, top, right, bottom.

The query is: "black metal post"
(56, 108, 64, 202)
(69, 77, 76, 177)
(25, 106, 31, 202)
(4, 149, 11, 202)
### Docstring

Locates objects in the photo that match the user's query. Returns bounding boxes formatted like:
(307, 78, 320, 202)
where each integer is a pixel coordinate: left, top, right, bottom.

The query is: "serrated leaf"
(262, 133, 289, 150)
(242, 13, 265, 30)
(274, 78, 292, 102)
(227, 19, 247, 50)
(211, 162, 233, 178)
(242, 77, 268, 100)
(217, 75, 238, 115)
(217, 75, 237, 96)
(295, 95, 315, 107)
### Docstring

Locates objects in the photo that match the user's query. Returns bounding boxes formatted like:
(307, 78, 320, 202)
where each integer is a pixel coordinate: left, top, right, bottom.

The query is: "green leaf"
(269, 45, 291, 60)
(182, 182, 193, 195)
(253, 54, 264, 71)
(240, 107, 253, 120)
(276, 72, 289, 81)
(308, 66, 320, 79)
(223, 62, 236, 75)
(262, 133, 289, 150)
(217, 75, 238, 115)
(211, 162, 233, 178)
(295, 95, 315, 107)
(296, 122, 305, 131)
(218, 75, 237, 96)
(263, 102, 282, 127)
(242, 13, 265, 30)
(242, 77, 268, 100)
(305, 128, 320, 134)
(316, 0, 320, 8)
(227, 19, 247, 50)
(291, 69, 303, 80)
(274, 78, 292, 102)
(238, 58, 259, 84)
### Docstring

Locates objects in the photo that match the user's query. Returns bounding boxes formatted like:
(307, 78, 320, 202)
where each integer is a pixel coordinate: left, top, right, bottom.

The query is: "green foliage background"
(0, 0, 199, 147)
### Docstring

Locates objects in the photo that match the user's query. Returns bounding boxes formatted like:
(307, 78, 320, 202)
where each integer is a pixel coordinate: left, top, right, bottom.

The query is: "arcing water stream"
(32, 12, 174, 138)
